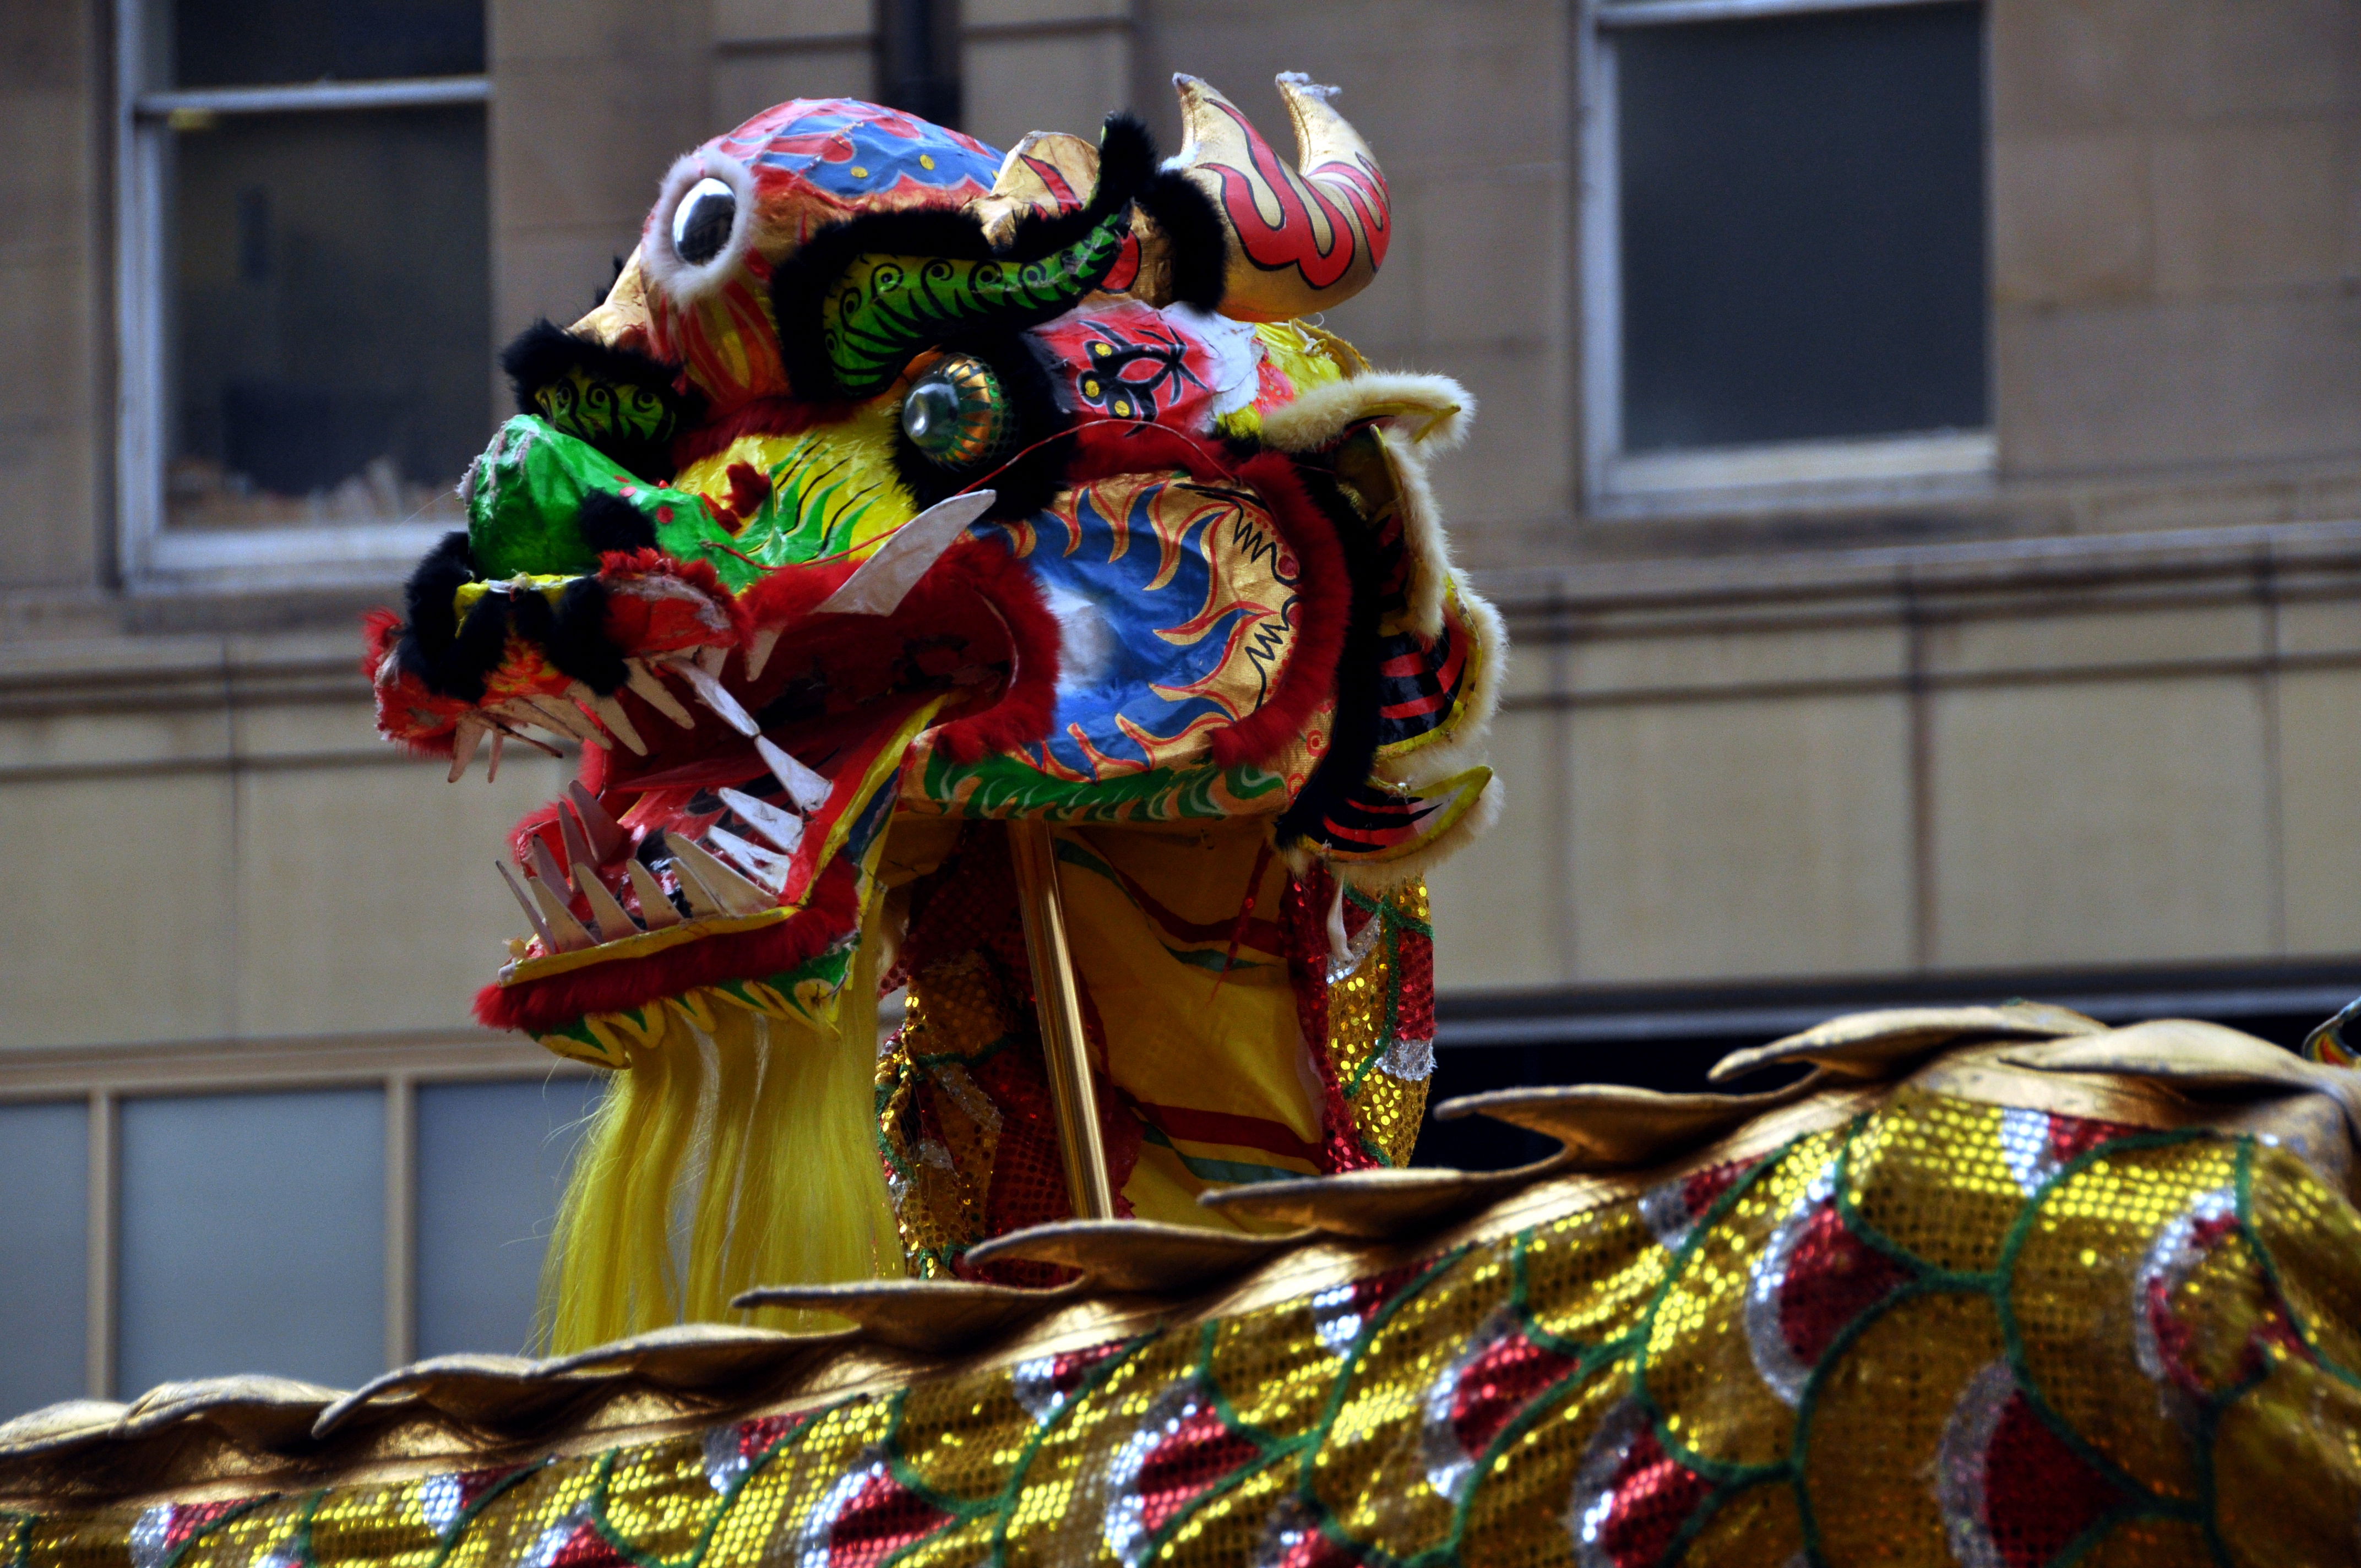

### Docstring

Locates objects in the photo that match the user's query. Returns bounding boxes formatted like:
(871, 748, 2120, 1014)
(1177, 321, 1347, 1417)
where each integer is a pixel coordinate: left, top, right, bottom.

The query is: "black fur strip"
(508, 576, 631, 696)
(770, 115, 1164, 401)
(397, 530, 514, 703)
(497, 319, 699, 481)
(1274, 466, 1388, 851)
(576, 489, 658, 554)
(1135, 170, 1228, 312)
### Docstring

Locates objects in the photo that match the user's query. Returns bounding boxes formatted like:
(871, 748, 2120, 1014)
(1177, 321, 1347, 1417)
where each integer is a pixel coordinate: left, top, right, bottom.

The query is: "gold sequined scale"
(8, 1012, 2361, 1567)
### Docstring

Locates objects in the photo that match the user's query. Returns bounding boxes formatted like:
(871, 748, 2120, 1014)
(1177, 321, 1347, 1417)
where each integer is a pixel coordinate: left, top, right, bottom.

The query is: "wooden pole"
(1008, 819, 1116, 1220)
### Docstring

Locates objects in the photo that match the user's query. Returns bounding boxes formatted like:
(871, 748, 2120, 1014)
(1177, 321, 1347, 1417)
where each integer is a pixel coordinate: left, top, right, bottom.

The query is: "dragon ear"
(1166, 73, 1392, 323)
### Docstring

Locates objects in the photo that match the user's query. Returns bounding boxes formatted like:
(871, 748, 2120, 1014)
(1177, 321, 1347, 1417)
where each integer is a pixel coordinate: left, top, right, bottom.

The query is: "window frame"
(1579, 0, 1995, 519)
(111, 0, 492, 591)
(0, 1035, 591, 1398)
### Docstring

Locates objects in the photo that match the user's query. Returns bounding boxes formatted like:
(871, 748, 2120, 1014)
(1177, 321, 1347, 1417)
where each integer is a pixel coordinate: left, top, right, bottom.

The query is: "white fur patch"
(640, 148, 758, 306)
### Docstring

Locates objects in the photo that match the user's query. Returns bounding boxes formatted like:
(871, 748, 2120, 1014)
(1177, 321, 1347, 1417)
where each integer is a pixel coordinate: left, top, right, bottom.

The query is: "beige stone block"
(2280, 667, 2361, 952)
(1131, 0, 1566, 172)
(0, 772, 237, 1049)
(0, 91, 90, 253)
(1996, 291, 2361, 474)
(2152, 121, 2346, 298)
(2165, 0, 2361, 122)
(0, 7, 89, 95)
(496, 228, 642, 343)
(1990, 0, 2173, 133)
(2281, 596, 2361, 657)
(0, 709, 232, 774)
(1408, 164, 1568, 349)
(1925, 601, 2264, 677)
(970, 0, 1129, 24)
(493, 59, 709, 236)
(962, 33, 1131, 154)
(233, 701, 386, 760)
(1427, 706, 1566, 989)
(1400, 343, 1571, 531)
(489, 1, 709, 66)
(233, 750, 571, 1037)
(0, 411, 100, 592)
(1566, 694, 1914, 982)
(1928, 677, 2274, 967)
(1495, 630, 1556, 703)
(1568, 622, 1903, 696)
(716, 0, 871, 42)
(713, 45, 875, 128)
(1992, 131, 2151, 306)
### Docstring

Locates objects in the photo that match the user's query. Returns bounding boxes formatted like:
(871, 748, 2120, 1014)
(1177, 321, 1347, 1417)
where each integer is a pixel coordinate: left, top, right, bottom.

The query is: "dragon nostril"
(671, 176, 737, 265)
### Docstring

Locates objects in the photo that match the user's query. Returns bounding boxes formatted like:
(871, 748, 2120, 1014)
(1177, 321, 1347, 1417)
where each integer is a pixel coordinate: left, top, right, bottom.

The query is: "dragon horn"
(1170, 73, 1392, 323)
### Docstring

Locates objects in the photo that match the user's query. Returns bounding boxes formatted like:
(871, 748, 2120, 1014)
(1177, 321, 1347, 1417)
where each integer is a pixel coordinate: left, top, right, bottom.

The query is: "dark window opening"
(1617, 2, 1988, 454)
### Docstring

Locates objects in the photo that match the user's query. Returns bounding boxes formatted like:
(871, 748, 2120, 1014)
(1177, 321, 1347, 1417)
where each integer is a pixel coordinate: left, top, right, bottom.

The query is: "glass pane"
(164, 106, 488, 529)
(161, 0, 485, 89)
(415, 1077, 605, 1359)
(1617, 2, 1987, 452)
(0, 1103, 89, 1418)
(118, 1090, 385, 1394)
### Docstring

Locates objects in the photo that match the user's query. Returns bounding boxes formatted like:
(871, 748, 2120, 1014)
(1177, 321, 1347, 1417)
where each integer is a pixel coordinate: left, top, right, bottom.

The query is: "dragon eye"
(671, 176, 737, 265)
(900, 354, 1010, 468)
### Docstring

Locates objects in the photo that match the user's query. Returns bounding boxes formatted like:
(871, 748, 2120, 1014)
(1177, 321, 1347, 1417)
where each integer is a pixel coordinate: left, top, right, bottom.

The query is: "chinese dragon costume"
(9, 77, 2361, 1568)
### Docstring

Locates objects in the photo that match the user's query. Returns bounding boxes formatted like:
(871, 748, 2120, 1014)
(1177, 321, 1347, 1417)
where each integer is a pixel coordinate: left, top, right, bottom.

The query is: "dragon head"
(367, 76, 1502, 1324)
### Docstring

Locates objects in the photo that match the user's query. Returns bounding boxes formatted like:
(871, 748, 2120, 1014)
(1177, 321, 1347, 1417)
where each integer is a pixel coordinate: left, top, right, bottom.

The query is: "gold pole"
(1008, 819, 1117, 1220)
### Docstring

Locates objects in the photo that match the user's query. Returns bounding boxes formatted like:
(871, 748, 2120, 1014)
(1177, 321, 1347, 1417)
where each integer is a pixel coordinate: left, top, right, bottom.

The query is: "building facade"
(3, 0, 2359, 1406)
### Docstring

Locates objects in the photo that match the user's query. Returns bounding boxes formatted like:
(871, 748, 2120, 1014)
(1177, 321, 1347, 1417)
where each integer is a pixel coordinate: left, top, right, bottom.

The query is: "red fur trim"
(926, 538, 1062, 761)
(1207, 452, 1351, 768)
(475, 859, 865, 1035)
(360, 607, 402, 676)
(670, 395, 857, 469)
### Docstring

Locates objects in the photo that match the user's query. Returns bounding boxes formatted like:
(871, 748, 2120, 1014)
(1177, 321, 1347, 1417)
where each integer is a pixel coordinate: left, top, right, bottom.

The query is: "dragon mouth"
(370, 491, 1059, 1036)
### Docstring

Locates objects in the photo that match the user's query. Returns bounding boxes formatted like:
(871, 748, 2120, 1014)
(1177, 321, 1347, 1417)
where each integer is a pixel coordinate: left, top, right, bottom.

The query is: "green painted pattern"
(914, 747, 1288, 822)
(822, 210, 1131, 398)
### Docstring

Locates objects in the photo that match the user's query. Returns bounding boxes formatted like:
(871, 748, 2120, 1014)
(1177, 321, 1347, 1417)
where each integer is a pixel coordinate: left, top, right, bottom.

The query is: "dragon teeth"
(557, 798, 601, 878)
(448, 716, 487, 782)
(624, 659, 698, 728)
(519, 861, 595, 952)
(665, 833, 774, 917)
(717, 786, 806, 853)
(674, 659, 760, 738)
(624, 858, 683, 929)
(572, 682, 646, 755)
(574, 869, 639, 943)
(486, 730, 504, 782)
(565, 781, 632, 865)
(743, 627, 782, 682)
(496, 860, 557, 950)
(696, 644, 730, 678)
(704, 825, 791, 894)
(756, 737, 831, 813)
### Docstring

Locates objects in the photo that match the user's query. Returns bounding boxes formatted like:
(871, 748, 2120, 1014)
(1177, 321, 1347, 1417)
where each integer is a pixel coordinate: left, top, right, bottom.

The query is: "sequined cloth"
(17, 1082, 2359, 1566)
(878, 823, 1435, 1278)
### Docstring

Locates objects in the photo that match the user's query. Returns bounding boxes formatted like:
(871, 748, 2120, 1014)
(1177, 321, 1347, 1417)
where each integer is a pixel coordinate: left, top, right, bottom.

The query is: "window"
(1582, 0, 1990, 510)
(0, 1063, 597, 1408)
(115, 0, 491, 587)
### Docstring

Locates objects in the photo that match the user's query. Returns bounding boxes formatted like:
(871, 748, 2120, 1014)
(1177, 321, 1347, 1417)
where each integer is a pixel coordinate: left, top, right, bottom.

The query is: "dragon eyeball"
(900, 354, 1011, 469)
(670, 177, 737, 266)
